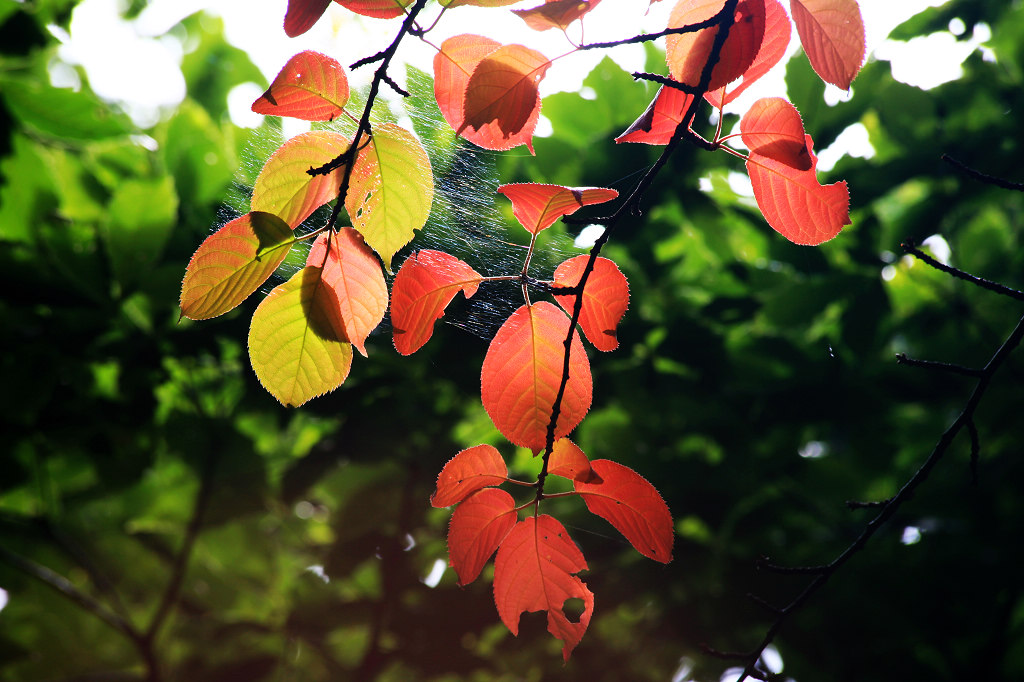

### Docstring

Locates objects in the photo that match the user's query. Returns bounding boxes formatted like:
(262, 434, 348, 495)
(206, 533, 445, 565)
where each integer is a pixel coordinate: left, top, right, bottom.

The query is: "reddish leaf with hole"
(284, 0, 330, 37)
(740, 96, 811, 170)
(432, 444, 509, 508)
(252, 51, 350, 122)
(666, 0, 766, 91)
(512, 0, 602, 31)
(706, 0, 790, 108)
(497, 183, 618, 235)
(552, 255, 629, 352)
(391, 250, 483, 355)
(548, 438, 595, 482)
(251, 131, 350, 228)
(481, 302, 592, 453)
(447, 488, 518, 585)
(493, 515, 594, 661)
(333, 0, 410, 19)
(790, 0, 865, 90)
(575, 459, 674, 563)
(305, 228, 387, 357)
(615, 85, 694, 145)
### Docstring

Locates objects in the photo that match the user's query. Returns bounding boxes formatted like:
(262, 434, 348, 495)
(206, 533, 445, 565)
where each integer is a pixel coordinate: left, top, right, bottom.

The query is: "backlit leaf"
(493, 515, 593, 661)
(306, 228, 387, 357)
(575, 459, 674, 563)
(746, 131, 850, 245)
(251, 131, 350, 228)
(706, 0, 790, 108)
(548, 438, 595, 482)
(180, 212, 295, 320)
(284, 0, 331, 37)
(481, 302, 592, 453)
(790, 0, 865, 89)
(512, 0, 602, 31)
(391, 250, 483, 355)
(334, 0, 410, 19)
(552, 255, 629, 352)
(248, 266, 354, 407)
(740, 96, 811, 170)
(251, 51, 350, 121)
(345, 122, 433, 270)
(445, 0, 521, 6)
(447, 488, 517, 585)
(497, 183, 618, 235)
(432, 444, 509, 508)
(666, 0, 766, 92)
(615, 85, 694, 145)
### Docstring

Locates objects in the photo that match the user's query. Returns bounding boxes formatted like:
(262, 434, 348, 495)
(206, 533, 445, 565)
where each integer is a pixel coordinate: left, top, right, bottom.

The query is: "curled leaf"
(552, 255, 629, 352)
(284, 0, 331, 37)
(432, 444, 509, 508)
(252, 51, 350, 122)
(740, 96, 812, 170)
(512, 0, 602, 31)
(497, 183, 618, 235)
(615, 85, 695, 145)
(447, 488, 518, 586)
(548, 438, 595, 482)
(391, 250, 483, 355)
(666, 0, 766, 92)
(705, 0, 791, 108)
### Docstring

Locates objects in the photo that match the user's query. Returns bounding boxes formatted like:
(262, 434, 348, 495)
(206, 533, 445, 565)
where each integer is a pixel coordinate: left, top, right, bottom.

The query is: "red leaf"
(739, 96, 811, 170)
(284, 0, 330, 37)
(615, 85, 694, 145)
(705, 0, 790, 108)
(306, 228, 387, 357)
(494, 515, 594, 661)
(431, 444, 509, 508)
(332, 0, 409, 19)
(790, 0, 865, 90)
(481, 302, 592, 453)
(497, 183, 618, 235)
(575, 459, 674, 563)
(391, 250, 483, 355)
(512, 0, 602, 31)
(548, 438, 595, 482)
(552, 255, 629, 352)
(746, 131, 850, 245)
(447, 488, 517, 586)
(252, 51, 350, 122)
(666, 0, 766, 92)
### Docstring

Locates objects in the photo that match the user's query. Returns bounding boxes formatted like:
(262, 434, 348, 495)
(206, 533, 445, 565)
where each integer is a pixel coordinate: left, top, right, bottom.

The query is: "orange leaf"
(251, 131, 350, 228)
(497, 183, 618, 235)
(481, 302, 592, 453)
(251, 51, 350, 122)
(284, 0, 330, 37)
(740, 96, 811, 170)
(575, 459, 674, 563)
(447, 488, 517, 585)
(391, 250, 483, 355)
(548, 438, 595, 482)
(552, 255, 629, 352)
(705, 0, 790, 108)
(746, 131, 850, 245)
(790, 0, 865, 90)
(666, 0, 766, 92)
(431, 444, 509, 508)
(446, 0, 522, 6)
(306, 228, 387, 357)
(180, 212, 294, 320)
(332, 0, 410, 19)
(615, 85, 694, 145)
(494, 515, 593, 661)
(512, 0, 602, 31)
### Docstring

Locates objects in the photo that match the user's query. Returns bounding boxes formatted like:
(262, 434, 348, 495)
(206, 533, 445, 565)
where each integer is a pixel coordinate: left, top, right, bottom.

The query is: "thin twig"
(895, 353, 983, 377)
(902, 241, 1024, 302)
(941, 154, 1024, 192)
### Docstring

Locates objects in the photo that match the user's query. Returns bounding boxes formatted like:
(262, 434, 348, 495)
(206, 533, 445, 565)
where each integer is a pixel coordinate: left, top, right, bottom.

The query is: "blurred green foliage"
(2, 1, 1024, 681)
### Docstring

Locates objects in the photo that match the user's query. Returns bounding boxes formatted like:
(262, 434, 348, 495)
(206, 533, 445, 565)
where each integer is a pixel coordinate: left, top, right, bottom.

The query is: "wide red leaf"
(666, 0, 766, 92)
(575, 459, 674, 563)
(739, 96, 811, 170)
(251, 51, 350, 122)
(447, 488, 517, 586)
(511, 0, 602, 31)
(306, 228, 387, 357)
(493, 515, 594, 661)
(481, 302, 592, 453)
(552, 255, 629, 352)
(391, 250, 483, 355)
(790, 0, 865, 90)
(333, 0, 410, 18)
(706, 0, 790, 108)
(497, 183, 618, 235)
(431, 444, 509, 508)
(548, 438, 595, 482)
(284, 0, 330, 37)
(615, 85, 694, 145)
(746, 132, 850, 245)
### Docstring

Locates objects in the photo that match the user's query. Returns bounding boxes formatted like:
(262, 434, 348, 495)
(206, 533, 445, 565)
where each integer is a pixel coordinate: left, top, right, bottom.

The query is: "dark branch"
(631, 72, 701, 94)
(942, 154, 1024, 192)
(895, 353, 984, 377)
(578, 14, 726, 50)
(902, 241, 1024, 302)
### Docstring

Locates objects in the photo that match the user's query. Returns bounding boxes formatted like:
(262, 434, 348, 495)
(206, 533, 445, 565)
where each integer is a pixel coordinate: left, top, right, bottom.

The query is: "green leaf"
(102, 175, 179, 288)
(0, 77, 133, 140)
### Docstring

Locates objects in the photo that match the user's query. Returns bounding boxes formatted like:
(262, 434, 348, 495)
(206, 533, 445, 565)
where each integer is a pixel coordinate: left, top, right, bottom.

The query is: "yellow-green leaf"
(248, 266, 354, 407)
(251, 131, 350, 228)
(180, 212, 295, 320)
(345, 123, 433, 269)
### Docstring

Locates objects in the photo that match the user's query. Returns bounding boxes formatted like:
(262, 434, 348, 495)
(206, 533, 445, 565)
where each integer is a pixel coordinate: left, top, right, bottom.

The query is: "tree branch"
(902, 241, 1024, 302)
